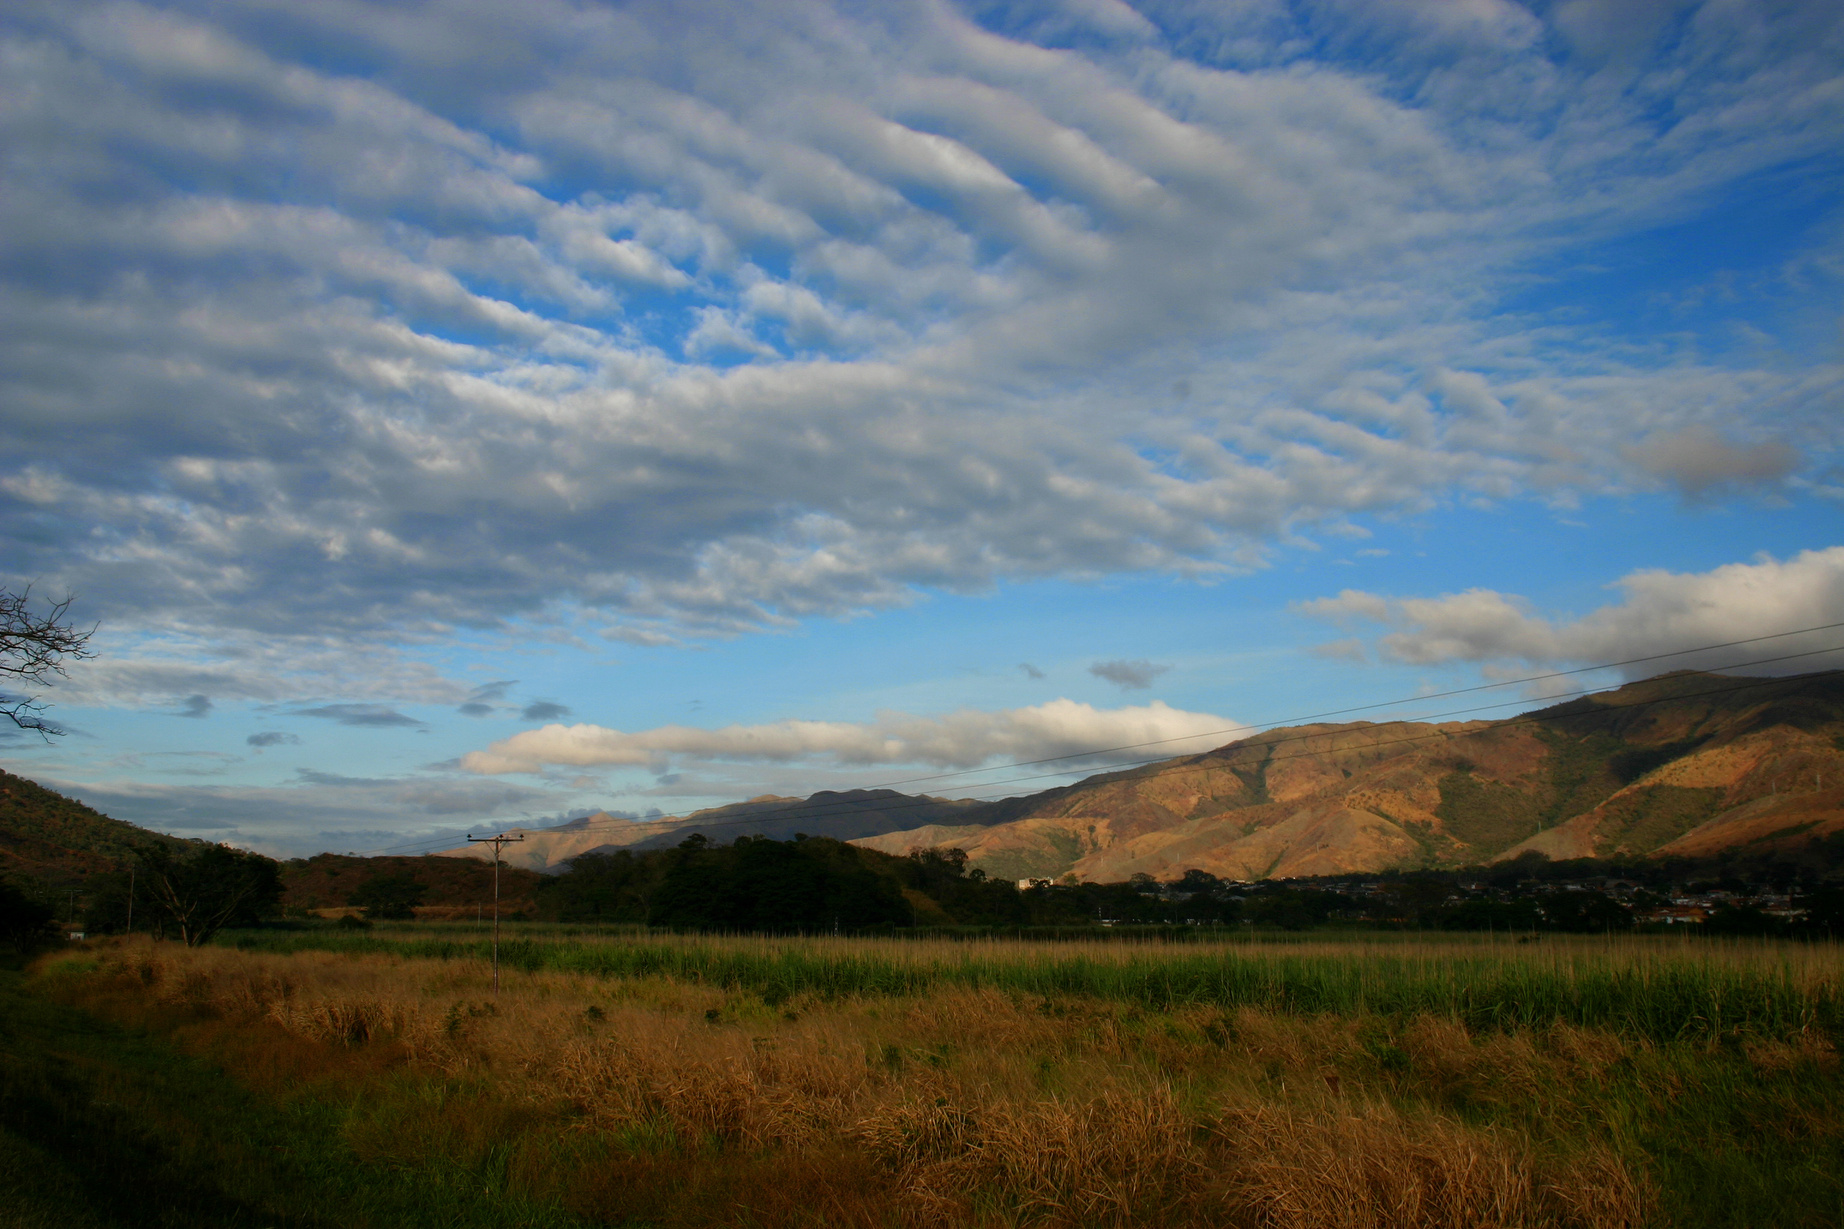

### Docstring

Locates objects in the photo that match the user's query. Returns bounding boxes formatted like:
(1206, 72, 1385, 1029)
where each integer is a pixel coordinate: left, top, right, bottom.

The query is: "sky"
(1, 0, 1840, 860)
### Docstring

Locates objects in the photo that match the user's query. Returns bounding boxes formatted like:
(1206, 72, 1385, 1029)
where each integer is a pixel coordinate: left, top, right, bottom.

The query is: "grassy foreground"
(8, 931, 1844, 1227)
(0, 955, 587, 1229)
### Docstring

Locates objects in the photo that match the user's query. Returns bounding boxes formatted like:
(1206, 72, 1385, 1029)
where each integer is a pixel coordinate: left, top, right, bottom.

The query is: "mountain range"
(853, 671, 1844, 881)
(438, 671, 1843, 882)
(5, 670, 1838, 892)
(434, 788, 985, 873)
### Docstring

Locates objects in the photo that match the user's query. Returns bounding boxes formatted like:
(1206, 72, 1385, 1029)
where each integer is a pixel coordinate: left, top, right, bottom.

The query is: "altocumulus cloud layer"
(2, 0, 1840, 705)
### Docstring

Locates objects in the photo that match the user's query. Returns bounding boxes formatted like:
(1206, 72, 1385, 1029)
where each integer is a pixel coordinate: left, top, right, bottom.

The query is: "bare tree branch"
(0, 585, 96, 737)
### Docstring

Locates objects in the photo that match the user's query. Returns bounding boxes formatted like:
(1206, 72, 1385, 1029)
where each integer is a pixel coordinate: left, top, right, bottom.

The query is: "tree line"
(2, 843, 282, 952)
(527, 837, 1844, 935)
(10, 830, 1844, 953)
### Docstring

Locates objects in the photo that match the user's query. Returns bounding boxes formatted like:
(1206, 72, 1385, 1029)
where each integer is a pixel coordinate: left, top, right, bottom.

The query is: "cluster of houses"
(1009, 872, 1820, 928)
(1626, 887, 1803, 926)
(1280, 875, 1811, 927)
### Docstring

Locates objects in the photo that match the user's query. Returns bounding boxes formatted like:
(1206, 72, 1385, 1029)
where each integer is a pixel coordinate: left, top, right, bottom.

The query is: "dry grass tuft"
(556, 1022, 875, 1147)
(859, 1083, 1203, 1226)
(1215, 1102, 1645, 1229)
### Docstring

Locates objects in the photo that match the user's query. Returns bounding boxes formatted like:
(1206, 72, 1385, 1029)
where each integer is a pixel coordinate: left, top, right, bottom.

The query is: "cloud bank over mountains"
(462, 699, 1246, 776)
(1300, 548, 1844, 676)
(2, 0, 1838, 680)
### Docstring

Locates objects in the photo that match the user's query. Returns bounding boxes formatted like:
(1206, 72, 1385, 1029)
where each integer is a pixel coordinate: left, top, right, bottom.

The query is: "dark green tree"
(1173, 869, 1224, 896)
(1535, 890, 1633, 933)
(0, 877, 57, 952)
(348, 871, 426, 920)
(1376, 875, 1459, 923)
(893, 848, 1029, 926)
(141, 844, 282, 945)
(1243, 890, 1326, 930)
(1796, 885, 1844, 937)
(1435, 897, 1541, 931)
(1702, 903, 1785, 937)
(648, 835, 910, 931)
(542, 850, 654, 922)
(82, 869, 148, 935)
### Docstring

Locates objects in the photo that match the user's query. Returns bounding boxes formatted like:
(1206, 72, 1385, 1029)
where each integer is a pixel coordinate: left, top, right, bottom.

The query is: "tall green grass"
(224, 927, 1844, 1043)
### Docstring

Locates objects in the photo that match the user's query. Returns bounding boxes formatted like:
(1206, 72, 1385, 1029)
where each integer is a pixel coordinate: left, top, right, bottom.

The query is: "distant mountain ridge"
(854, 671, 1844, 881)
(7, 670, 1837, 894)
(435, 788, 985, 873)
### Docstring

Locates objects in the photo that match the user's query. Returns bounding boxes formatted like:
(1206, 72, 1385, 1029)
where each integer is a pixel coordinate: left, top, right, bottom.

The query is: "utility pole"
(126, 868, 134, 934)
(467, 833, 525, 996)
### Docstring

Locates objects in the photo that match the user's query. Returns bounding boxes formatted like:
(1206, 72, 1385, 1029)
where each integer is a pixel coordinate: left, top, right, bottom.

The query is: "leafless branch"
(1, 585, 96, 737)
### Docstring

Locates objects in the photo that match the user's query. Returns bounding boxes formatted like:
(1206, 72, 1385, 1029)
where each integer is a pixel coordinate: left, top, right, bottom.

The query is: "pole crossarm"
(466, 833, 525, 995)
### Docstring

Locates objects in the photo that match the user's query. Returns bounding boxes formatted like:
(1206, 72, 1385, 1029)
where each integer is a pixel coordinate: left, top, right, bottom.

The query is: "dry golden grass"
(40, 936, 1683, 1229)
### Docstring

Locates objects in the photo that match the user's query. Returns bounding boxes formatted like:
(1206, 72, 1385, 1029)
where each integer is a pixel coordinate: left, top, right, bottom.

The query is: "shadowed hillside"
(0, 769, 188, 896)
(858, 671, 1844, 881)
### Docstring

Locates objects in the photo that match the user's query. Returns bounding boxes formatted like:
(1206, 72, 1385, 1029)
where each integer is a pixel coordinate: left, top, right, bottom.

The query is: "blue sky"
(1, 0, 1839, 857)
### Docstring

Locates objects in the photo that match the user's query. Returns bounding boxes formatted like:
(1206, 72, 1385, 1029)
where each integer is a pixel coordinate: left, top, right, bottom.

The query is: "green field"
(5, 929, 1842, 1227)
(224, 923, 1844, 1043)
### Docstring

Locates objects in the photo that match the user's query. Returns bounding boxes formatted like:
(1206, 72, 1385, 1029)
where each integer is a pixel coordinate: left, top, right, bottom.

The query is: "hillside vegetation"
(861, 671, 1844, 881)
(0, 768, 187, 896)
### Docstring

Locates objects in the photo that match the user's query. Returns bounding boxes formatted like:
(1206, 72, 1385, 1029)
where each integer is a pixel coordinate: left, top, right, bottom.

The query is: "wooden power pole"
(466, 832, 525, 995)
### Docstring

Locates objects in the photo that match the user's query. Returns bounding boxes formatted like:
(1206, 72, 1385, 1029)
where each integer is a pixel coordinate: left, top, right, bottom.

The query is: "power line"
(408, 655, 1838, 854)
(466, 832, 524, 995)
(351, 627, 1844, 859)
(977, 663, 1841, 800)
(855, 619, 1844, 793)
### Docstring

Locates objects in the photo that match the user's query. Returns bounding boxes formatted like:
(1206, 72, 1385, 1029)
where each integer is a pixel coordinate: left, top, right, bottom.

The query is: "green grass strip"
(224, 930, 1844, 1043)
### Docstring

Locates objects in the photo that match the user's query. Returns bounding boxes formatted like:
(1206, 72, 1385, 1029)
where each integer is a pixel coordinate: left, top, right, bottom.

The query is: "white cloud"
(1296, 547, 1844, 674)
(0, 0, 1837, 676)
(1297, 589, 1393, 625)
(461, 698, 1249, 775)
